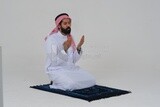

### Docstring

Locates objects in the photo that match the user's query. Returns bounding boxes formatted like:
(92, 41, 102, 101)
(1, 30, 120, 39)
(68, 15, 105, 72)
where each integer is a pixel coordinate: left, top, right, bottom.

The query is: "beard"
(60, 26, 71, 35)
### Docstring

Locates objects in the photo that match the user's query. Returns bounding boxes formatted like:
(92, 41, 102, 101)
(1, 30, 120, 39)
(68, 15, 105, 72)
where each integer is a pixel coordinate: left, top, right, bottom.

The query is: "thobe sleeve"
(45, 36, 68, 66)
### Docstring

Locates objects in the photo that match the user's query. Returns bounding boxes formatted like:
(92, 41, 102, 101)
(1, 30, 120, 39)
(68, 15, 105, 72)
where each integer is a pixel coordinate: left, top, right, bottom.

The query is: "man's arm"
(77, 35, 84, 54)
(73, 35, 84, 63)
(45, 36, 68, 66)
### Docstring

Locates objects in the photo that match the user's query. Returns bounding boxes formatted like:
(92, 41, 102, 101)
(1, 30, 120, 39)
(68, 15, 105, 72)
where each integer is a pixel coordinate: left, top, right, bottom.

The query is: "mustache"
(66, 27, 71, 30)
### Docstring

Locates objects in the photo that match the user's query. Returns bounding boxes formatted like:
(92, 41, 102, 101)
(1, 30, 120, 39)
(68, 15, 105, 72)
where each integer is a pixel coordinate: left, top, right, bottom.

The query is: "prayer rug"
(30, 84, 131, 102)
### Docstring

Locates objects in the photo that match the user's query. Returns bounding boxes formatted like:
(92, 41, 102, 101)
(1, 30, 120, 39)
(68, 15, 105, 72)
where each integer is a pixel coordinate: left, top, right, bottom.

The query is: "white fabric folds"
(45, 31, 96, 91)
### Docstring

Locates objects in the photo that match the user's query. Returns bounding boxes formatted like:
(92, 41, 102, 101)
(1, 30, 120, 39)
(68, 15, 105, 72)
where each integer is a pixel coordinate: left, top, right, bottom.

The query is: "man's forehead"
(62, 18, 71, 22)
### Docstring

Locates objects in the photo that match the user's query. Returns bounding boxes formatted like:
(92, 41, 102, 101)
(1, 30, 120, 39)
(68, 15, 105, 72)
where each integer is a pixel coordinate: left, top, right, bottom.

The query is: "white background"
(0, 47, 3, 107)
(0, 0, 160, 107)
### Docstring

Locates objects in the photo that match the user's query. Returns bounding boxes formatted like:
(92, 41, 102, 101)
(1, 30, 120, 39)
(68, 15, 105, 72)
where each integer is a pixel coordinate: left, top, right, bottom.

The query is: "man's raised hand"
(63, 36, 72, 52)
(77, 35, 84, 49)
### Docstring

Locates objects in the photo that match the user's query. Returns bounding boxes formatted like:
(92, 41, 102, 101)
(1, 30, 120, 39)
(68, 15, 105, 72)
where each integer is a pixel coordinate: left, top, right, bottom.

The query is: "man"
(45, 13, 96, 91)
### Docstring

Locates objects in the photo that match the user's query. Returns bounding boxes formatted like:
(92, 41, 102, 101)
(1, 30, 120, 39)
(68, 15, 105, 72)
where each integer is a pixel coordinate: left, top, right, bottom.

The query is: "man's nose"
(67, 23, 71, 27)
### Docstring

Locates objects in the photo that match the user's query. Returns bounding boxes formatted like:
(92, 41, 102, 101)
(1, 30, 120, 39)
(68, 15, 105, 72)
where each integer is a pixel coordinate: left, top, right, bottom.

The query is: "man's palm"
(78, 35, 84, 48)
(63, 37, 72, 51)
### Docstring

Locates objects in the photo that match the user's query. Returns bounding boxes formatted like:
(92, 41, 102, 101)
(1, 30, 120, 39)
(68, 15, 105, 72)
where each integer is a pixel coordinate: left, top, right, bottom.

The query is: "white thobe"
(45, 31, 96, 91)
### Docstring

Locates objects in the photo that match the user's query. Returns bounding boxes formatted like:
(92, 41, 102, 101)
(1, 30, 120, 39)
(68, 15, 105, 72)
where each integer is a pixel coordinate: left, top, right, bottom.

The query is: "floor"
(2, 67, 160, 107)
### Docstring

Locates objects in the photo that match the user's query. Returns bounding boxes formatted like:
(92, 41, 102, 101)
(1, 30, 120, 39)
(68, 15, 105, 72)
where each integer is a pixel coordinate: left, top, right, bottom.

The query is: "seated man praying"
(44, 13, 96, 91)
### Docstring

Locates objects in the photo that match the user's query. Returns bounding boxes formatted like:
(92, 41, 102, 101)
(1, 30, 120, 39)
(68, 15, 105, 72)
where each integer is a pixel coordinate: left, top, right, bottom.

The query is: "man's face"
(59, 18, 71, 35)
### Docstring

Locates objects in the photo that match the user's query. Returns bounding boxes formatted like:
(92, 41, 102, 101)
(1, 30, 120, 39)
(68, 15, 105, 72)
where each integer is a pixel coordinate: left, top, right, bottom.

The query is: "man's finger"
(81, 35, 84, 41)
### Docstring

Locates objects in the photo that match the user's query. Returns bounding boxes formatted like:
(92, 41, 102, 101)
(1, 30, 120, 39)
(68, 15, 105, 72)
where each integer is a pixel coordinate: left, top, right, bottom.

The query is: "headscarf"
(45, 13, 76, 51)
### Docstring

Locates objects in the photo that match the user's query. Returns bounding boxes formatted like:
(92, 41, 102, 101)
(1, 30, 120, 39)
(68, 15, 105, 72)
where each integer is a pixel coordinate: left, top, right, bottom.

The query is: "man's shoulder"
(47, 33, 59, 40)
(45, 36, 56, 45)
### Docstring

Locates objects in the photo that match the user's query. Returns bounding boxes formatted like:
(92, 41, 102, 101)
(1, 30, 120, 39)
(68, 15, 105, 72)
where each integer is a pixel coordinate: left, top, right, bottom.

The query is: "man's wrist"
(77, 47, 81, 54)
